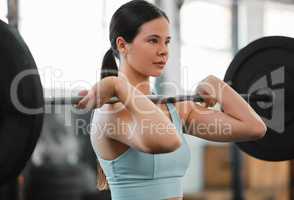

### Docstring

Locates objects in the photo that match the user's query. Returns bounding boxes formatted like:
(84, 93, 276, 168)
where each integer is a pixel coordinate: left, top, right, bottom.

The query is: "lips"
(153, 61, 166, 67)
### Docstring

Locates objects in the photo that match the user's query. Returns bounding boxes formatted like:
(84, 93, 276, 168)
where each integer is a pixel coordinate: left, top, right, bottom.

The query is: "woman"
(77, 1, 267, 199)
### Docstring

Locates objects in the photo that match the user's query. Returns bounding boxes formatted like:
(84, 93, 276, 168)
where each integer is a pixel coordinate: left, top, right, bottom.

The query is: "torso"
(93, 101, 190, 200)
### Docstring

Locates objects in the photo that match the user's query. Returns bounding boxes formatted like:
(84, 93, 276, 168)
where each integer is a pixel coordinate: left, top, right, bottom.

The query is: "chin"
(146, 67, 165, 77)
(150, 71, 163, 77)
(151, 75, 161, 78)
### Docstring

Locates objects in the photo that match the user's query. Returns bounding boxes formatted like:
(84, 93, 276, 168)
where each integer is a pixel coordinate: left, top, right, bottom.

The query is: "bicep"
(90, 108, 148, 152)
(183, 102, 260, 142)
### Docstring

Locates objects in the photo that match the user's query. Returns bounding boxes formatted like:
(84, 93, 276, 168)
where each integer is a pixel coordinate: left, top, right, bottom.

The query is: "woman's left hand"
(195, 75, 224, 108)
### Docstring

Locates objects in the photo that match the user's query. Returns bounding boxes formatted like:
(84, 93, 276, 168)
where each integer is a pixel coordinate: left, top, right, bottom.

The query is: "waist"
(109, 177, 183, 200)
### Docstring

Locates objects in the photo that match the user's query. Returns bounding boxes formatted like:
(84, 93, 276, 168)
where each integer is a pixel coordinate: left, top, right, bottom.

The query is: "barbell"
(44, 93, 273, 105)
(0, 19, 293, 186)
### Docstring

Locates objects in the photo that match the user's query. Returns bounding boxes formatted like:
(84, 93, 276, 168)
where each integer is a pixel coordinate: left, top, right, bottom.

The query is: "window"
(180, 1, 232, 92)
(0, 0, 8, 22)
(19, 0, 154, 96)
(264, 1, 294, 37)
(19, 0, 102, 95)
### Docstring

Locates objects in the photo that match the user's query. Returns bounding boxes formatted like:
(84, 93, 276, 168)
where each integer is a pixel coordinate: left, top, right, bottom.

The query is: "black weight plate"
(224, 36, 294, 161)
(0, 20, 44, 185)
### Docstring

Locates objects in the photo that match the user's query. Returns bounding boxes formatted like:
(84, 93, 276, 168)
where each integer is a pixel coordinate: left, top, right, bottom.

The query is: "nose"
(157, 43, 168, 57)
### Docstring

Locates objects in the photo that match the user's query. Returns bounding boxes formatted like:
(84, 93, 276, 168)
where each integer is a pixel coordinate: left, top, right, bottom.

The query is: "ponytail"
(100, 48, 118, 80)
(96, 163, 109, 191)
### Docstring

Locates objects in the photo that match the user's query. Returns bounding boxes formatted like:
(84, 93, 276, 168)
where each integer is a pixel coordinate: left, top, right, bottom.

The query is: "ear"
(116, 36, 129, 55)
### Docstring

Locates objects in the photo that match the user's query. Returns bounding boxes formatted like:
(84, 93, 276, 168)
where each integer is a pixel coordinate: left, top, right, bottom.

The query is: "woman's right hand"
(76, 76, 117, 109)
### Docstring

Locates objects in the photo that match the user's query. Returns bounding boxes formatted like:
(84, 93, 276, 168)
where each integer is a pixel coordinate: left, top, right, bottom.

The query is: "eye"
(165, 40, 170, 45)
(148, 38, 158, 44)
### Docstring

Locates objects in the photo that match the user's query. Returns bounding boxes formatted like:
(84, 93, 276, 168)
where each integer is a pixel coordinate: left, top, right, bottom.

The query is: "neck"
(118, 63, 151, 96)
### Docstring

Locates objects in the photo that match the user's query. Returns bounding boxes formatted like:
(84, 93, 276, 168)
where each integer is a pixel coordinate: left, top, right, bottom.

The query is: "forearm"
(114, 77, 179, 136)
(184, 76, 266, 141)
(215, 78, 264, 125)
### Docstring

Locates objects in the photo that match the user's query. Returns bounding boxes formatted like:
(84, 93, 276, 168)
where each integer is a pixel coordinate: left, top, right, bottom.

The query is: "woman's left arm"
(182, 75, 267, 142)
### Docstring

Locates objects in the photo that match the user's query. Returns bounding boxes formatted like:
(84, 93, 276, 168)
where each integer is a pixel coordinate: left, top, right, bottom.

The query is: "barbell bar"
(44, 93, 273, 105)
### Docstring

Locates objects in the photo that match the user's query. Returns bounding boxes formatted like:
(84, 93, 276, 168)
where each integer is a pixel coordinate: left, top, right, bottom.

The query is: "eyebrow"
(147, 34, 171, 40)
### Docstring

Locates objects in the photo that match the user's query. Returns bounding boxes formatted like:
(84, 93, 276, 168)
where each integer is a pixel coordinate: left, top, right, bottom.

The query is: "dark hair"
(100, 0, 169, 79)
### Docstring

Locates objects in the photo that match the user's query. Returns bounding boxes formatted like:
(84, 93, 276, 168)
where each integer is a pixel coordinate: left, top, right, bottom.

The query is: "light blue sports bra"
(95, 102, 191, 200)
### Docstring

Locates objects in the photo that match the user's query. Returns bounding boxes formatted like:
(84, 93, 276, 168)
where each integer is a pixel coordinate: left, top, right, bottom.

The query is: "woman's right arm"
(79, 76, 182, 154)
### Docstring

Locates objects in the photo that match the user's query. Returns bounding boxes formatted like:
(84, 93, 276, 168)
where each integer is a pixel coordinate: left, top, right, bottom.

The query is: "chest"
(102, 131, 191, 180)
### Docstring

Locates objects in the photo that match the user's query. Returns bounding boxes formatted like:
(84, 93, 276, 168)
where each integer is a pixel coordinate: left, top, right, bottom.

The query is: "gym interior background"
(0, 0, 293, 199)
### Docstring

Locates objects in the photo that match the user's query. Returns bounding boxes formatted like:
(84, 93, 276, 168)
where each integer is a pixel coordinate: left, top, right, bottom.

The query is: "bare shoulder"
(93, 102, 130, 121)
(90, 102, 131, 159)
(90, 102, 131, 143)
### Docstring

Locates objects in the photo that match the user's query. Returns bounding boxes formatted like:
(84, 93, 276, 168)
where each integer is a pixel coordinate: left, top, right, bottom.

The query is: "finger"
(78, 90, 89, 97)
(84, 92, 99, 110)
(77, 91, 94, 109)
(85, 95, 97, 109)
(74, 90, 89, 108)
(76, 95, 90, 109)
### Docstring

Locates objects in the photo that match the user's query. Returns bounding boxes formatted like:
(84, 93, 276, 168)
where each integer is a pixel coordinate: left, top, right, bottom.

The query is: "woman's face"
(123, 17, 170, 77)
